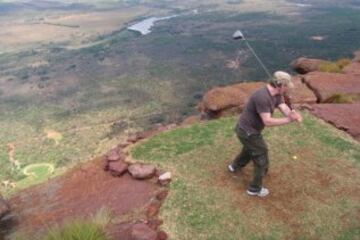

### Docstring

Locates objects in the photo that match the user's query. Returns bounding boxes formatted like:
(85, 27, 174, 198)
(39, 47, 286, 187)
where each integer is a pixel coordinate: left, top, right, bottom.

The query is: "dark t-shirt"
(238, 86, 283, 134)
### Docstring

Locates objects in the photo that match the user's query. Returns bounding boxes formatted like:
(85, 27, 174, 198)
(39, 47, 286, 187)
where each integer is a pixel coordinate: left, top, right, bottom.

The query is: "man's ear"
(274, 81, 282, 88)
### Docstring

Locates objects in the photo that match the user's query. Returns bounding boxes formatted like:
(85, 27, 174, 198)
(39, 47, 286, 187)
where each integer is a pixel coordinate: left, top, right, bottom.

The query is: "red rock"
(0, 194, 10, 219)
(202, 82, 265, 112)
(102, 156, 110, 171)
(118, 142, 130, 149)
(155, 189, 169, 201)
(291, 57, 330, 74)
(128, 164, 156, 180)
(353, 50, 360, 62)
(311, 103, 360, 141)
(181, 115, 201, 125)
(343, 62, 360, 75)
(156, 231, 168, 240)
(288, 75, 317, 105)
(130, 223, 157, 240)
(146, 200, 161, 218)
(106, 149, 125, 162)
(109, 161, 128, 177)
(147, 218, 163, 230)
(198, 78, 316, 119)
(303, 72, 360, 102)
(127, 134, 138, 143)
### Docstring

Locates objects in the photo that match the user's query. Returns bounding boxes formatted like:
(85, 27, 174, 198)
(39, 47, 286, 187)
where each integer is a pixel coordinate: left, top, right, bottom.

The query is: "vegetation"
(324, 93, 353, 103)
(319, 62, 342, 73)
(131, 112, 360, 240)
(41, 220, 109, 240)
(318, 58, 351, 73)
(10, 207, 113, 240)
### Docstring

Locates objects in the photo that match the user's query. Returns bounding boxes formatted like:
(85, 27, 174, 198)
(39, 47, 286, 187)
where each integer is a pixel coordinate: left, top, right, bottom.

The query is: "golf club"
(233, 30, 273, 80)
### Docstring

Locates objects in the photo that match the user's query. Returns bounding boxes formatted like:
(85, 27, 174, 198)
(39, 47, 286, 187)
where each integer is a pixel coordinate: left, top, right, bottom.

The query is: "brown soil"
(214, 150, 360, 239)
(0, 158, 163, 239)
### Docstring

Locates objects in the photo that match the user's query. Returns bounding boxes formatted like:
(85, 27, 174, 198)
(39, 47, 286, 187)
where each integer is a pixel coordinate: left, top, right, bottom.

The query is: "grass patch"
(131, 111, 360, 240)
(40, 220, 109, 240)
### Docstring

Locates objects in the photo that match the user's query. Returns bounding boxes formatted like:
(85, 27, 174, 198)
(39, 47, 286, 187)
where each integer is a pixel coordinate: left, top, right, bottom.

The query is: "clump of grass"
(319, 62, 342, 73)
(324, 93, 353, 103)
(335, 58, 351, 69)
(42, 219, 110, 240)
(319, 58, 351, 73)
(92, 206, 113, 227)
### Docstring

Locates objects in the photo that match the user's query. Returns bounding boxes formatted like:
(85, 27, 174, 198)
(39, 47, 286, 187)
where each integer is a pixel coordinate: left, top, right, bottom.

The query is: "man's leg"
(246, 134, 269, 195)
(248, 152, 268, 192)
(229, 128, 252, 172)
(231, 147, 251, 171)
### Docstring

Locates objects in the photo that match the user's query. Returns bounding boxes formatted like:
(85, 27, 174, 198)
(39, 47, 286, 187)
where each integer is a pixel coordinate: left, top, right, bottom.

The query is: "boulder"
(108, 161, 128, 177)
(201, 82, 265, 111)
(0, 194, 10, 219)
(156, 189, 169, 201)
(146, 199, 161, 218)
(156, 231, 168, 240)
(310, 103, 360, 141)
(198, 82, 265, 118)
(353, 50, 360, 62)
(158, 172, 172, 186)
(343, 62, 360, 76)
(302, 72, 360, 102)
(290, 76, 317, 105)
(106, 148, 125, 162)
(128, 164, 156, 180)
(130, 223, 157, 240)
(291, 57, 330, 74)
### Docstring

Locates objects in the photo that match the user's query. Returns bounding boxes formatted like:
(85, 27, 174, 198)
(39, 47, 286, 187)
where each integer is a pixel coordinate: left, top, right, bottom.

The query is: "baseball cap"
(273, 71, 294, 88)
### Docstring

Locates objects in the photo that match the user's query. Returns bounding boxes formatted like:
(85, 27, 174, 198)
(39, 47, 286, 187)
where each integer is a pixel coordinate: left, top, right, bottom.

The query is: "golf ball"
(292, 155, 298, 160)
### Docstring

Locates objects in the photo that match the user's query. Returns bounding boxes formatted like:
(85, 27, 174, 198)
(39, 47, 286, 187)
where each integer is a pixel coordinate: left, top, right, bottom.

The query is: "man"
(228, 71, 302, 197)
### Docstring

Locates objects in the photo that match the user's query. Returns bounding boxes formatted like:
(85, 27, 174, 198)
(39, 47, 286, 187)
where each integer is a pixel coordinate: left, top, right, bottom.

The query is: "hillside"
(131, 112, 360, 240)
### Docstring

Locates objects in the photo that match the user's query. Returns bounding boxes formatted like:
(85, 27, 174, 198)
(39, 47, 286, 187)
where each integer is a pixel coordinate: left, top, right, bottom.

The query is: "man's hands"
(289, 110, 302, 123)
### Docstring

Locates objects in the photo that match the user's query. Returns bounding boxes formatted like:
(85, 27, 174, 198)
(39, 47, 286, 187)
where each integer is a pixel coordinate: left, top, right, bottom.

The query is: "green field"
(131, 111, 360, 240)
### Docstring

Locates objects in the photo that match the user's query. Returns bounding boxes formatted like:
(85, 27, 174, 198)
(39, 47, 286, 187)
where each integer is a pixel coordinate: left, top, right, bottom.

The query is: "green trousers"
(232, 126, 269, 192)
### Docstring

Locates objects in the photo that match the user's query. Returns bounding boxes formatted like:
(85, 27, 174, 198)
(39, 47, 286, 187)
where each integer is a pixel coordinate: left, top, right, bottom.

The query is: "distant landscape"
(1, 0, 360, 194)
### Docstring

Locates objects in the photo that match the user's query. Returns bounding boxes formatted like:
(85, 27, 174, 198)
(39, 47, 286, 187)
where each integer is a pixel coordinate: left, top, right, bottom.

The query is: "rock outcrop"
(291, 57, 330, 74)
(130, 223, 158, 240)
(199, 77, 316, 119)
(311, 103, 360, 141)
(128, 164, 156, 180)
(198, 82, 265, 118)
(197, 50, 360, 141)
(302, 72, 360, 103)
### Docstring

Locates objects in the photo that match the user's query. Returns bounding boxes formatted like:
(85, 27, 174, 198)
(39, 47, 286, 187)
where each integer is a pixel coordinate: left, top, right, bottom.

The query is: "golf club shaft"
(244, 41, 273, 80)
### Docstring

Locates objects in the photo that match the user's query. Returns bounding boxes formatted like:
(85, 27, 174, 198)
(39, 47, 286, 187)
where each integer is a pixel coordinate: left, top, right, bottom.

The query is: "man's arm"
(260, 112, 294, 127)
(278, 103, 292, 117)
(278, 103, 303, 122)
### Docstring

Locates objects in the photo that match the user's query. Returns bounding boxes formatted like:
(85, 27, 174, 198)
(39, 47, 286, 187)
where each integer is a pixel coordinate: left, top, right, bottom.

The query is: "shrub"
(42, 219, 110, 240)
(319, 62, 342, 73)
(324, 93, 353, 103)
(336, 58, 351, 69)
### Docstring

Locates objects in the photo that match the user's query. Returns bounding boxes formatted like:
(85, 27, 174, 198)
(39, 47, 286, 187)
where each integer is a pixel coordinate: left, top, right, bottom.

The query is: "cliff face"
(198, 50, 360, 141)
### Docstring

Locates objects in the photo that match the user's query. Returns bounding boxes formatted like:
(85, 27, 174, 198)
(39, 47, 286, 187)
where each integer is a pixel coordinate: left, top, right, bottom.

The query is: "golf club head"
(233, 30, 245, 40)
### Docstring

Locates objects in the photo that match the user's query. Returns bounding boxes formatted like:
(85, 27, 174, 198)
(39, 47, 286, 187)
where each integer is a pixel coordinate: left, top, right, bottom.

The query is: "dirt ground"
(0, 158, 163, 239)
